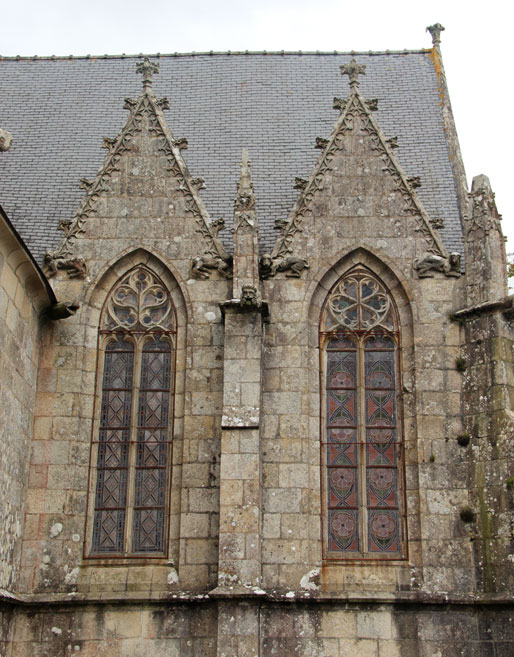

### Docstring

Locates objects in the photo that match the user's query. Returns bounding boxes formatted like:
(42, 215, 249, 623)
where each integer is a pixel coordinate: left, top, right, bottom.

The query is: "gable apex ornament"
(268, 59, 454, 277)
(427, 23, 445, 46)
(45, 56, 224, 277)
(340, 59, 366, 88)
(136, 57, 159, 92)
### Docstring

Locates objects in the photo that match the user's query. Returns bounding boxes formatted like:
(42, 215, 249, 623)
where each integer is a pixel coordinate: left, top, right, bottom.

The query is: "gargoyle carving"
(315, 137, 328, 150)
(191, 218, 232, 280)
(45, 300, 80, 320)
(191, 254, 232, 280)
(43, 253, 88, 279)
(294, 178, 308, 190)
(260, 253, 309, 279)
(413, 252, 461, 278)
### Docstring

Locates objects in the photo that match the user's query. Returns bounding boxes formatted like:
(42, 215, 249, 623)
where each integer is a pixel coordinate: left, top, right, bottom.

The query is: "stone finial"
(136, 57, 159, 92)
(427, 23, 445, 46)
(0, 128, 13, 152)
(340, 59, 366, 88)
(234, 148, 256, 214)
(232, 148, 260, 299)
(469, 174, 502, 235)
(464, 174, 507, 305)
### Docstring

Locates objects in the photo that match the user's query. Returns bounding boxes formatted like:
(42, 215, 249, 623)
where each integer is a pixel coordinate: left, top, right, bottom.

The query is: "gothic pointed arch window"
(89, 266, 176, 556)
(320, 267, 406, 559)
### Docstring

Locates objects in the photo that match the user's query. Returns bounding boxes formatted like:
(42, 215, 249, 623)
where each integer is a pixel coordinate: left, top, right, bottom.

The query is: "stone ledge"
(220, 299, 270, 322)
(453, 295, 514, 319)
(222, 405, 260, 428)
(3, 587, 514, 609)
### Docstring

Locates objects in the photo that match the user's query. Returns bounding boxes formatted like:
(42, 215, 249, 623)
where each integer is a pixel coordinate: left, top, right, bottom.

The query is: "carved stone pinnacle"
(340, 59, 366, 88)
(427, 23, 445, 46)
(136, 57, 159, 91)
(234, 148, 255, 212)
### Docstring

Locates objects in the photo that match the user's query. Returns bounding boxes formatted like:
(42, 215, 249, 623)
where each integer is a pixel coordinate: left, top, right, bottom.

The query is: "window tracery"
(321, 268, 405, 559)
(90, 267, 175, 556)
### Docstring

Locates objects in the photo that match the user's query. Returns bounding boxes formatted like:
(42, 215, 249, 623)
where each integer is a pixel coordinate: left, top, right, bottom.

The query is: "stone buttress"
(455, 173, 514, 593)
(215, 150, 267, 657)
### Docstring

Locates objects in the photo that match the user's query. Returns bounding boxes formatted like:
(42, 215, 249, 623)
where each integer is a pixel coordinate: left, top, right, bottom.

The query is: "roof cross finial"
(427, 23, 445, 46)
(340, 59, 366, 89)
(136, 57, 159, 92)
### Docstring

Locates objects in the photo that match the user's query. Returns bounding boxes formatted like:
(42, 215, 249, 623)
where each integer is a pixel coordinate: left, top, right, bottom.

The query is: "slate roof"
(0, 51, 464, 263)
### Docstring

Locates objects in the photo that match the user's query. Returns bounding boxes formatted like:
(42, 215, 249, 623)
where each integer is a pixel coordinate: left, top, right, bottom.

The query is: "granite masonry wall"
(2, 60, 513, 657)
(0, 218, 53, 655)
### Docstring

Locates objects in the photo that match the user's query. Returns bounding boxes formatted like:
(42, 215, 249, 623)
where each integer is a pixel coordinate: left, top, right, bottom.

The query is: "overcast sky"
(3, 0, 512, 250)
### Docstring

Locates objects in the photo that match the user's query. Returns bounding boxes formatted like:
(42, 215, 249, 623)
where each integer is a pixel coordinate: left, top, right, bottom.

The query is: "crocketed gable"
(0, 51, 463, 262)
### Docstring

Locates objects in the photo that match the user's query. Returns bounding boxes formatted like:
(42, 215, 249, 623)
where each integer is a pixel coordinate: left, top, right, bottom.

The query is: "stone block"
(337, 638, 378, 657)
(261, 539, 309, 564)
(219, 533, 246, 560)
(121, 638, 180, 657)
(263, 488, 302, 513)
(357, 611, 393, 640)
(240, 382, 260, 408)
(220, 479, 244, 507)
(280, 513, 310, 539)
(188, 488, 218, 513)
(25, 489, 66, 515)
(185, 538, 217, 564)
(219, 504, 259, 534)
(220, 453, 259, 480)
(424, 489, 468, 515)
(105, 610, 142, 638)
(181, 463, 210, 487)
(222, 406, 259, 428)
(279, 463, 309, 488)
(181, 513, 210, 538)
(263, 513, 281, 539)
(190, 391, 222, 416)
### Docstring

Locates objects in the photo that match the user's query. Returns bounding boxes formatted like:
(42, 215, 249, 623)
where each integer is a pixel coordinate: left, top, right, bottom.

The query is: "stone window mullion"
(88, 265, 176, 558)
(321, 266, 405, 560)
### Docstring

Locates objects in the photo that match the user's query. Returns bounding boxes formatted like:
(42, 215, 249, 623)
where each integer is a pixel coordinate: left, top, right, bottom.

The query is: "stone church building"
(0, 24, 513, 656)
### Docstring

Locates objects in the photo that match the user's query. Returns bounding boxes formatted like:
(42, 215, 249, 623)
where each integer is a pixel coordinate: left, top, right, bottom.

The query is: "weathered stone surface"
(1, 44, 513, 657)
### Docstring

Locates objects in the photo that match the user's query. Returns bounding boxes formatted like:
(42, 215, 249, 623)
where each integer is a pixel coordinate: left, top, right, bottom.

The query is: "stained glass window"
(90, 267, 175, 556)
(321, 268, 405, 559)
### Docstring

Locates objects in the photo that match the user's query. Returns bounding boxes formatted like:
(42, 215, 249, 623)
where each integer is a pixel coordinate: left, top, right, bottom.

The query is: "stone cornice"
(453, 295, 514, 319)
(2, 587, 514, 609)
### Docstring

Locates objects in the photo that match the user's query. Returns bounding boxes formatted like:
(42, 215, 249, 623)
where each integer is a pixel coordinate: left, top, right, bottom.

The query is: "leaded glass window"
(90, 267, 175, 556)
(321, 268, 405, 559)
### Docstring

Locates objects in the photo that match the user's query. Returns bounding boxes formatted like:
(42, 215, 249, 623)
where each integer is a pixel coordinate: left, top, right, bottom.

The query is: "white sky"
(3, 0, 513, 251)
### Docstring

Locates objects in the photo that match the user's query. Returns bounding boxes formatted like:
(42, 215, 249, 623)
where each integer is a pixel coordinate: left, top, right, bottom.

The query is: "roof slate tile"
(0, 52, 463, 262)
